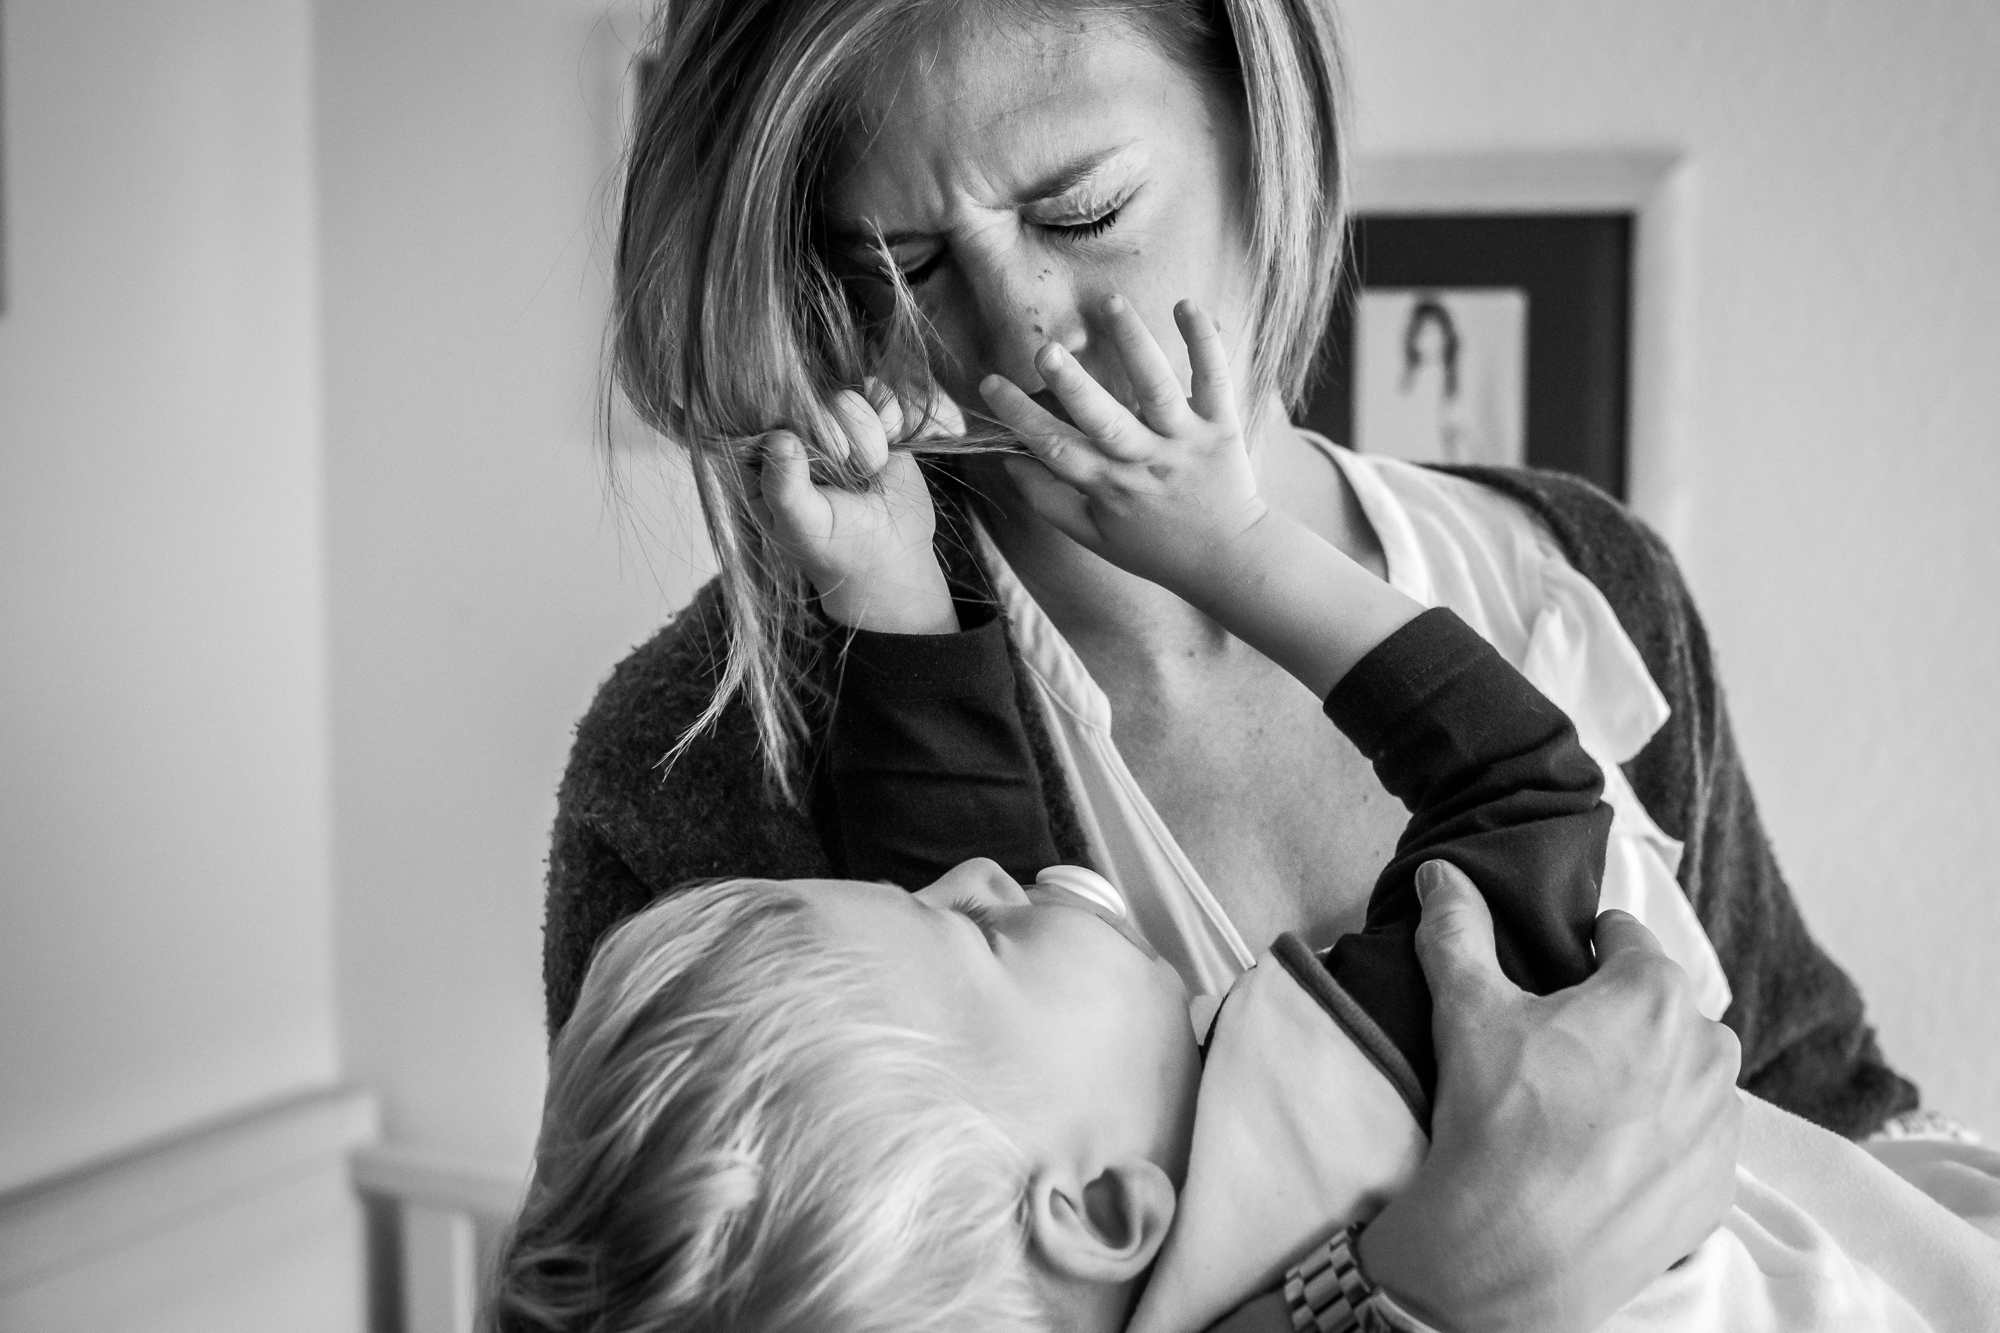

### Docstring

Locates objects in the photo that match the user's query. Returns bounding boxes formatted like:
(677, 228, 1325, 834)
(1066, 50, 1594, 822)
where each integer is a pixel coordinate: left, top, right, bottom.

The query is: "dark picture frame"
(1297, 213, 1634, 500)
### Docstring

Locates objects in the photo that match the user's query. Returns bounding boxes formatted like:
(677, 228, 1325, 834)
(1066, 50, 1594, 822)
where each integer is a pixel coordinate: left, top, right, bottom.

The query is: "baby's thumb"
(915, 387, 968, 440)
(1413, 860, 1507, 1008)
(760, 430, 813, 510)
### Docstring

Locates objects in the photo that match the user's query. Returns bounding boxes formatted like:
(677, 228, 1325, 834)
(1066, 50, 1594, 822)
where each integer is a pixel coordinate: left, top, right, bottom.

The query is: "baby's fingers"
(832, 388, 890, 474)
(1103, 295, 1192, 435)
(758, 430, 822, 530)
(1002, 455, 1099, 549)
(1176, 300, 1238, 428)
(864, 377, 908, 450)
(1034, 343, 1153, 462)
(979, 373, 1110, 492)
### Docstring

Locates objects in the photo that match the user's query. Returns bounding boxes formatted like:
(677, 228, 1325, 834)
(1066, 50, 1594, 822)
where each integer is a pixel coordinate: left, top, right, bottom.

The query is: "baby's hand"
(754, 383, 956, 635)
(979, 296, 1269, 606)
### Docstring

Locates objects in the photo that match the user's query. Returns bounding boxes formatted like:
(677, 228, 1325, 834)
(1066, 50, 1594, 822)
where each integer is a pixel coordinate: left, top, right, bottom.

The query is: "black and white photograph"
(4, 3, 1997, 1331)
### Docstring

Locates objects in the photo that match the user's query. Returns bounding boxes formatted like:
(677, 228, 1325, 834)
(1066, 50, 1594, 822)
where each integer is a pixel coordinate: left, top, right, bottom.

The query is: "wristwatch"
(1282, 1222, 1394, 1333)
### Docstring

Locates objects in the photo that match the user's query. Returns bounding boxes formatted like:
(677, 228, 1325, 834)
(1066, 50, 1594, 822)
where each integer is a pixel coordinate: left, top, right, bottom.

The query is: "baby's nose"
(913, 857, 1029, 910)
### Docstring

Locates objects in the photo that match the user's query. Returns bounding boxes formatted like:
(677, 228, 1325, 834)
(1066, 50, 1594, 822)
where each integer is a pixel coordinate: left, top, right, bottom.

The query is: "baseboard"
(0, 1085, 379, 1332)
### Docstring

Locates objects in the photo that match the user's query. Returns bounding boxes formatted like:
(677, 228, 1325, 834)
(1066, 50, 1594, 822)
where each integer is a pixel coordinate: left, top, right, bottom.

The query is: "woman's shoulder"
(551, 578, 819, 887)
(1426, 465, 1691, 685)
(564, 581, 733, 803)
(544, 580, 829, 1033)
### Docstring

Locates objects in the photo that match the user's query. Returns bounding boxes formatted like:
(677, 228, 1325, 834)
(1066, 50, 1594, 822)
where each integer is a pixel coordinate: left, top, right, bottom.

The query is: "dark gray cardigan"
(542, 466, 1919, 1138)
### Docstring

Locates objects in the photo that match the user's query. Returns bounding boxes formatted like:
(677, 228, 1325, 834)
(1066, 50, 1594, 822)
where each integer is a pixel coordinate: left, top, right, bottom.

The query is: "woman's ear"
(1027, 1158, 1178, 1284)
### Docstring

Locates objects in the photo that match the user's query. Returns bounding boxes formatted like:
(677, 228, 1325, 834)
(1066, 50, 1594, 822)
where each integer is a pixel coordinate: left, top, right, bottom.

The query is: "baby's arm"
(754, 383, 1062, 886)
(983, 299, 1608, 1068)
(821, 620, 1060, 886)
(1286, 608, 1608, 1112)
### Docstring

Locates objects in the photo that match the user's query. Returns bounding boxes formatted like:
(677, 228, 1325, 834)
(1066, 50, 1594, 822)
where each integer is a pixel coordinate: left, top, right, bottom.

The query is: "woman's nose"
(956, 248, 1088, 394)
(914, 857, 1030, 910)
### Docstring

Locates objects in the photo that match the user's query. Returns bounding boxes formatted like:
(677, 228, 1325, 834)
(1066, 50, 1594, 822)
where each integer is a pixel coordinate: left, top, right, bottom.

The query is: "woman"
(546, 0, 1916, 1325)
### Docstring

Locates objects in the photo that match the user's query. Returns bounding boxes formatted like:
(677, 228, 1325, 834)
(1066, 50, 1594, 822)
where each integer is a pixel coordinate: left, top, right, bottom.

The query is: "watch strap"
(1283, 1222, 1390, 1333)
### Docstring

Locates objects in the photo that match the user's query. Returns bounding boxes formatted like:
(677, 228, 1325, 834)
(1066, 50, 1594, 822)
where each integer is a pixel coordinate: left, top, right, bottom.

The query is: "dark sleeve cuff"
(1324, 607, 1510, 755)
(837, 604, 1012, 703)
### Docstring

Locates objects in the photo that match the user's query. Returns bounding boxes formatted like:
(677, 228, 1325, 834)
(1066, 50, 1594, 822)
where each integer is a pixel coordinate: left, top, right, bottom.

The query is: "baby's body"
(828, 600, 1996, 1333)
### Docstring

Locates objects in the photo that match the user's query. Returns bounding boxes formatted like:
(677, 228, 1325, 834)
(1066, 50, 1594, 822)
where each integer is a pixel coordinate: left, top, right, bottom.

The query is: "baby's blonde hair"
(491, 879, 1040, 1333)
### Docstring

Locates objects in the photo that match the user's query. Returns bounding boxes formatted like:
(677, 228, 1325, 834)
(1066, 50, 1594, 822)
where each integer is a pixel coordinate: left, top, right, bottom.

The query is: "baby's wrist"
(818, 558, 957, 635)
(1173, 510, 1308, 627)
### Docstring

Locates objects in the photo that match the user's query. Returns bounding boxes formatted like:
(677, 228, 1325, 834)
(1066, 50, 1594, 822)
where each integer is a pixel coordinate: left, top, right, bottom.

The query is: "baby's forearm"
(818, 555, 957, 635)
(1175, 511, 1423, 700)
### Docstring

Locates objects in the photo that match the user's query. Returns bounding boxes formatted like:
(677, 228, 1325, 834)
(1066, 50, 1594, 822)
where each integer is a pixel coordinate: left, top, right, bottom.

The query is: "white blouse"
(977, 439, 1733, 1020)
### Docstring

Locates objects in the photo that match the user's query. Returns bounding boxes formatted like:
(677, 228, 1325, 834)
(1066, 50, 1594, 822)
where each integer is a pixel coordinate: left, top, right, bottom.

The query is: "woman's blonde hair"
(613, 0, 1348, 797)
(491, 878, 1039, 1333)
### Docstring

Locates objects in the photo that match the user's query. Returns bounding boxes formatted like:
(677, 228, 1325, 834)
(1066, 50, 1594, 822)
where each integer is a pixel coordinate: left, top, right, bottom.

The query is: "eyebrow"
(832, 143, 1135, 250)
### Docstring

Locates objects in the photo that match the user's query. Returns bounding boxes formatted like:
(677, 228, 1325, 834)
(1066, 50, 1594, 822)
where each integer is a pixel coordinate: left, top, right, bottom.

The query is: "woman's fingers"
(1412, 860, 1511, 1011)
(979, 373, 1110, 491)
(1177, 300, 1238, 428)
(1103, 294, 1191, 435)
(1034, 343, 1153, 461)
(1592, 908, 1669, 964)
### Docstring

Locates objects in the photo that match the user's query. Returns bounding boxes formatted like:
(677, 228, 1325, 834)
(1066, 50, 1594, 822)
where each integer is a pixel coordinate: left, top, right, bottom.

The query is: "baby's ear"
(1027, 1158, 1177, 1285)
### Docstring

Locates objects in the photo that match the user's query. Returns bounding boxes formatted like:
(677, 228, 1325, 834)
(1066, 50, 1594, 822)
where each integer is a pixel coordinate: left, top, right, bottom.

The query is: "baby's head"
(492, 859, 1202, 1333)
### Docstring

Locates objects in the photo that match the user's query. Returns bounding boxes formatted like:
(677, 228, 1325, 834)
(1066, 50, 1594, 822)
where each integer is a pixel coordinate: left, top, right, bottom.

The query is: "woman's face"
(825, 6, 1257, 430)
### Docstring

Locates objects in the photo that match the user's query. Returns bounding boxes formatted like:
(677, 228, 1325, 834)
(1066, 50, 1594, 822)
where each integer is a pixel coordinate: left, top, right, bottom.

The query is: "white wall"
(0, 0, 338, 1191)
(1341, 0, 2000, 1129)
(315, 0, 704, 1172)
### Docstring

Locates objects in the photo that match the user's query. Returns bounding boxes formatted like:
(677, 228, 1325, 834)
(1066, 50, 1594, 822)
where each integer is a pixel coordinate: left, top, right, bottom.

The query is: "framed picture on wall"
(1297, 213, 1634, 499)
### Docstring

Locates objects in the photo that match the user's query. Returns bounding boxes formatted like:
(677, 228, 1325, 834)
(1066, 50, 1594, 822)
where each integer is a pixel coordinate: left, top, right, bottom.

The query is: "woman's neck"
(969, 410, 1387, 670)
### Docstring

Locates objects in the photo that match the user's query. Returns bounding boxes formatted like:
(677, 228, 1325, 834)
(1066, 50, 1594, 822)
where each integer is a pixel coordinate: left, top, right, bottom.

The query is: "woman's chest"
(1101, 661, 1410, 954)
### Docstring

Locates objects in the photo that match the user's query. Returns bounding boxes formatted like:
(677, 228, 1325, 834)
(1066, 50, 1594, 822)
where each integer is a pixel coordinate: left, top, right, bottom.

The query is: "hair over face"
(613, 0, 1349, 795)
(491, 878, 1039, 1333)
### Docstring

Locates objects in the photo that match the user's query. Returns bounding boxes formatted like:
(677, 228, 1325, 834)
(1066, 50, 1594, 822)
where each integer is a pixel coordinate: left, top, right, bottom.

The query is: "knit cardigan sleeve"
(541, 582, 831, 1034)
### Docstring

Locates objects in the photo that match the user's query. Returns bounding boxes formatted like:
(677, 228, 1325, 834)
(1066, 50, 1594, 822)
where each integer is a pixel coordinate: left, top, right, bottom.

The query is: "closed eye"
(873, 206, 1122, 288)
(947, 897, 1002, 948)
(897, 250, 947, 286)
(1043, 208, 1119, 242)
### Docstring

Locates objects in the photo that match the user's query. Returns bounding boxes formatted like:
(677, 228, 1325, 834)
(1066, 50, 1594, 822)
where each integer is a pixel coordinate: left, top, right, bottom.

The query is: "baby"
(493, 300, 2000, 1333)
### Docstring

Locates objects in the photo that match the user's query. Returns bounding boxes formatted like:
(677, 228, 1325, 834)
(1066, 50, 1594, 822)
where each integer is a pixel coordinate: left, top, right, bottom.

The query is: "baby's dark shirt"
(826, 606, 1612, 1123)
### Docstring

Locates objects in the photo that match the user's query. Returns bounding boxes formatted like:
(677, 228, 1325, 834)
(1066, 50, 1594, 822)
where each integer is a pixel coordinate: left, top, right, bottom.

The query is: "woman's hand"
(754, 383, 956, 635)
(1360, 862, 1744, 1333)
(978, 295, 1270, 607)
